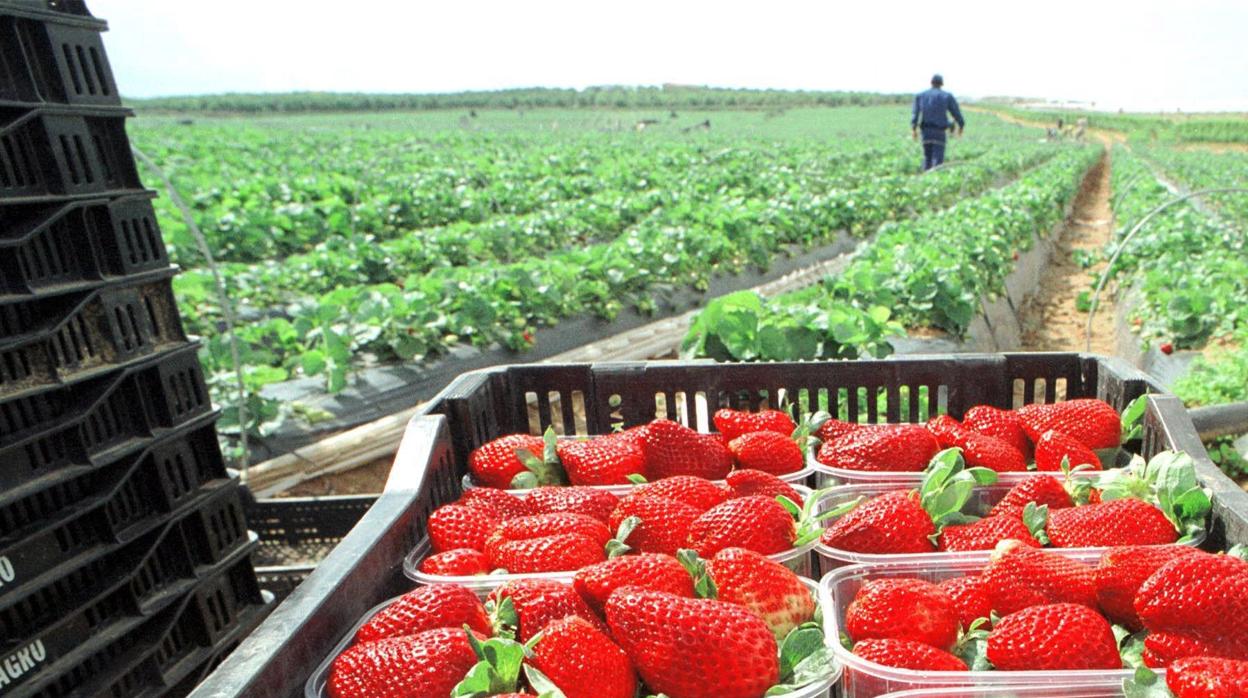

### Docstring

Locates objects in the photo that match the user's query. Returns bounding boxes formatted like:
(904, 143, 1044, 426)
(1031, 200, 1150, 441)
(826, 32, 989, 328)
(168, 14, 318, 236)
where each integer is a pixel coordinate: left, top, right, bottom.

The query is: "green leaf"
(676, 548, 717, 599)
(523, 666, 568, 698)
(1121, 395, 1148, 442)
(626, 473, 647, 484)
(1022, 502, 1050, 545)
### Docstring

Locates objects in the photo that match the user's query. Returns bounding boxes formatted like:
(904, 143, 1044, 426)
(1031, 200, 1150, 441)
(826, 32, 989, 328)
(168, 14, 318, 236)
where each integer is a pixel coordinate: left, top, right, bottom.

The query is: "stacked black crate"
(0, 2, 271, 696)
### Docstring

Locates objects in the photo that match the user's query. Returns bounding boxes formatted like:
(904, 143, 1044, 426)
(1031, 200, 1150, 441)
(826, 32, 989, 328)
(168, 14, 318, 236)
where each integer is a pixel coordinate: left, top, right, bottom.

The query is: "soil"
(275, 455, 395, 497)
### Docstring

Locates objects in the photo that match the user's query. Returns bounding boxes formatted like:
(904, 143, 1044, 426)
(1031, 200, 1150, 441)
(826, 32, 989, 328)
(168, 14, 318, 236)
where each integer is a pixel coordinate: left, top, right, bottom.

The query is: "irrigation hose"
(131, 146, 251, 481)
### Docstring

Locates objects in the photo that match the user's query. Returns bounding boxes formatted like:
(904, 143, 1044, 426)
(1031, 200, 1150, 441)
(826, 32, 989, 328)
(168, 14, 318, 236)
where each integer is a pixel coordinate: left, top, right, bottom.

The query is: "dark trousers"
(920, 127, 947, 171)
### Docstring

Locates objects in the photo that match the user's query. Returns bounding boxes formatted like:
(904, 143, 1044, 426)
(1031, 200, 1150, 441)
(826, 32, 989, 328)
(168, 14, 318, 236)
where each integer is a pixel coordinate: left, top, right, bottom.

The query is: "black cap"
(931, 74, 944, 86)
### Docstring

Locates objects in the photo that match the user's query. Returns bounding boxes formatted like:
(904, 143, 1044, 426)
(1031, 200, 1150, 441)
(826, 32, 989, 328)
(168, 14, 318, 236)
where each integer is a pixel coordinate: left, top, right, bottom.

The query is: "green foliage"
(984, 103, 1248, 144)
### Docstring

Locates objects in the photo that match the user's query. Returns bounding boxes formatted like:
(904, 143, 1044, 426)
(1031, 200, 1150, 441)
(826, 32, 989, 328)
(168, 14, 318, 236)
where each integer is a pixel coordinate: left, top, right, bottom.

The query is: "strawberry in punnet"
(606, 587, 780, 698)
(573, 553, 695, 613)
(609, 494, 702, 555)
(557, 434, 647, 486)
(816, 424, 939, 472)
(987, 475, 1073, 518)
(1081, 449, 1212, 545)
(428, 503, 499, 553)
(488, 578, 608, 642)
(642, 419, 735, 480)
(1135, 551, 1248, 656)
(815, 418, 866, 444)
(1143, 632, 1222, 668)
(687, 495, 795, 557)
(633, 475, 730, 512)
(490, 532, 607, 573)
(1046, 498, 1178, 547)
(418, 548, 490, 576)
(1167, 657, 1248, 698)
(728, 430, 804, 475)
(850, 639, 966, 671)
(1034, 429, 1101, 471)
(986, 603, 1122, 670)
(926, 414, 1027, 472)
(724, 469, 802, 504)
(354, 584, 491, 643)
(489, 512, 612, 551)
(456, 486, 535, 520)
(1016, 398, 1121, 449)
(845, 578, 959, 650)
(468, 433, 548, 488)
(526, 485, 619, 523)
(700, 547, 815, 638)
(983, 541, 1097, 613)
(713, 408, 796, 441)
(529, 616, 637, 698)
(1093, 545, 1207, 630)
(938, 576, 993, 629)
(937, 510, 1042, 552)
(962, 405, 1031, 456)
(328, 628, 481, 698)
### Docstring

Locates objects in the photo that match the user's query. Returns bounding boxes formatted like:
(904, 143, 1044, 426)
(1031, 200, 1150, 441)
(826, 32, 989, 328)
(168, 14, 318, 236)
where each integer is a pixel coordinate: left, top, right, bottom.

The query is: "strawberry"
(529, 616, 637, 698)
(606, 587, 779, 698)
(1159, 341, 1175, 356)
(457, 487, 535, 520)
(987, 476, 1073, 518)
(418, 548, 490, 576)
(927, 415, 1027, 472)
(713, 408, 795, 441)
(1034, 429, 1101, 471)
(490, 512, 612, 550)
(573, 553, 695, 613)
(633, 475, 730, 512)
(687, 495, 795, 557)
(724, 469, 802, 504)
(820, 490, 936, 554)
(526, 485, 619, 523)
(642, 419, 734, 480)
(1093, 545, 1207, 630)
(557, 435, 646, 486)
(983, 542, 1097, 614)
(354, 584, 490, 644)
(328, 628, 480, 698)
(1046, 498, 1177, 547)
(938, 576, 993, 629)
(468, 433, 547, 488)
(703, 547, 815, 638)
(816, 424, 938, 472)
(1016, 398, 1121, 449)
(488, 578, 608, 642)
(937, 514, 1041, 552)
(1143, 632, 1222, 668)
(815, 418, 869, 444)
(428, 504, 499, 553)
(1167, 657, 1248, 698)
(962, 405, 1031, 456)
(727, 431, 804, 475)
(986, 603, 1122, 670)
(1135, 552, 1248, 654)
(845, 578, 959, 650)
(489, 533, 606, 573)
(610, 494, 702, 555)
(850, 638, 966, 671)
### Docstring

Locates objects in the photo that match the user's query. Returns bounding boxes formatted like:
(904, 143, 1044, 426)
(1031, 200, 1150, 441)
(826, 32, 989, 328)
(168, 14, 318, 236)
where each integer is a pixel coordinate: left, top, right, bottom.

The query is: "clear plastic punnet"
(812, 446, 1127, 488)
(879, 684, 1138, 697)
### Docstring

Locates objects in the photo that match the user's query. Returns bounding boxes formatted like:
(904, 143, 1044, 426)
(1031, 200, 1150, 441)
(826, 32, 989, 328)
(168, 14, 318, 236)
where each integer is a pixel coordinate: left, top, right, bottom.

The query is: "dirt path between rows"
(1018, 147, 1119, 354)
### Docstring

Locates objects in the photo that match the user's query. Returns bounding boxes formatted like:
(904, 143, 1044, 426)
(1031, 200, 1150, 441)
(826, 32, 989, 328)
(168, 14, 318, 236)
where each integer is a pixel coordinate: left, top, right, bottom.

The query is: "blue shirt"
(911, 88, 965, 130)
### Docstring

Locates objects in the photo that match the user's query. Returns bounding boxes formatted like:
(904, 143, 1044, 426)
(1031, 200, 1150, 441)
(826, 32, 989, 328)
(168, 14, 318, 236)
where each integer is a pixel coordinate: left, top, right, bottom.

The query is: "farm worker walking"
(911, 74, 965, 171)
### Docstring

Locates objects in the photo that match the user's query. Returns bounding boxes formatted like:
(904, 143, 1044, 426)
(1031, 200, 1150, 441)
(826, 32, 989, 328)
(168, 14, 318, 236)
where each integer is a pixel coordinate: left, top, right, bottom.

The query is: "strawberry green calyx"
(512, 427, 569, 488)
(769, 623, 836, 695)
(919, 448, 999, 531)
(626, 473, 647, 484)
(485, 597, 520, 640)
(674, 548, 720, 599)
(793, 490, 864, 547)
(1120, 395, 1148, 444)
(522, 665, 569, 698)
(1095, 450, 1212, 541)
(1022, 502, 1050, 545)
(452, 626, 528, 697)
(953, 617, 993, 672)
(1060, 456, 1098, 505)
(792, 410, 832, 448)
(604, 516, 641, 558)
(1121, 665, 1172, 698)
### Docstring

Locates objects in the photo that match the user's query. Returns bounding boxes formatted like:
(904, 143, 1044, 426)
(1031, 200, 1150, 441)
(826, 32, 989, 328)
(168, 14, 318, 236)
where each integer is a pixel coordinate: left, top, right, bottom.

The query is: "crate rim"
(0, 0, 107, 29)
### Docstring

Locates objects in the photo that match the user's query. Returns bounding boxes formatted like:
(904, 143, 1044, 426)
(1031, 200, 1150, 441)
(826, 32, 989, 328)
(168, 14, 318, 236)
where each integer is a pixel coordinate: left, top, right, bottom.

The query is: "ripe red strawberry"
(820, 490, 936, 554)
(850, 638, 966, 671)
(573, 553, 695, 613)
(609, 494, 702, 555)
(1093, 545, 1207, 630)
(938, 576, 993, 629)
(488, 578, 608, 642)
(816, 424, 938, 471)
(704, 547, 815, 638)
(713, 408, 796, 441)
(457, 487, 535, 520)
(927, 415, 1027, 472)
(1046, 498, 1177, 548)
(642, 419, 734, 480)
(491, 512, 612, 550)
(328, 628, 480, 698)
(606, 587, 779, 698)
(633, 475, 730, 512)
(727, 431, 804, 475)
(815, 418, 866, 444)
(986, 603, 1122, 670)
(1167, 657, 1248, 698)
(489, 533, 606, 573)
(1135, 552, 1248, 654)
(468, 433, 546, 488)
(1143, 632, 1221, 668)
(1159, 342, 1176, 356)
(1016, 399, 1121, 449)
(557, 435, 647, 486)
(428, 504, 499, 553)
(845, 578, 959, 650)
(1034, 429, 1101, 471)
(418, 548, 490, 576)
(724, 469, 802, 504)
(937, 514, 1041, 552)
(526, 485, 619, 523)
(355, 584, 490, 644)
(962, 405, 1031, 456)
(687, 495, 795, 557)
(529, 616, 637, 698)
(983, 543, 1097, 614)
(987, 476, 1073, 518)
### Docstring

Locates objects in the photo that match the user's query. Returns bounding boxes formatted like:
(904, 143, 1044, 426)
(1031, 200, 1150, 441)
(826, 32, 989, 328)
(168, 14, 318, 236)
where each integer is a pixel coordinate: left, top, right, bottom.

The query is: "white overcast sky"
(91, 0, 1248, 112)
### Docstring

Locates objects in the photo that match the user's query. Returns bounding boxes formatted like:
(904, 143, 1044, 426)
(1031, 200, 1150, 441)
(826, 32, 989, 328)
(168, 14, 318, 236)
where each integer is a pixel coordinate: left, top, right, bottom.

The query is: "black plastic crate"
(0, 3, 119, 108)
(0, 194, 169, 299)
(185, 354, 1248, 698)
(0, 344, 212, 496)
(246, 495, 376, 603)
(0, 107, 140, 201)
